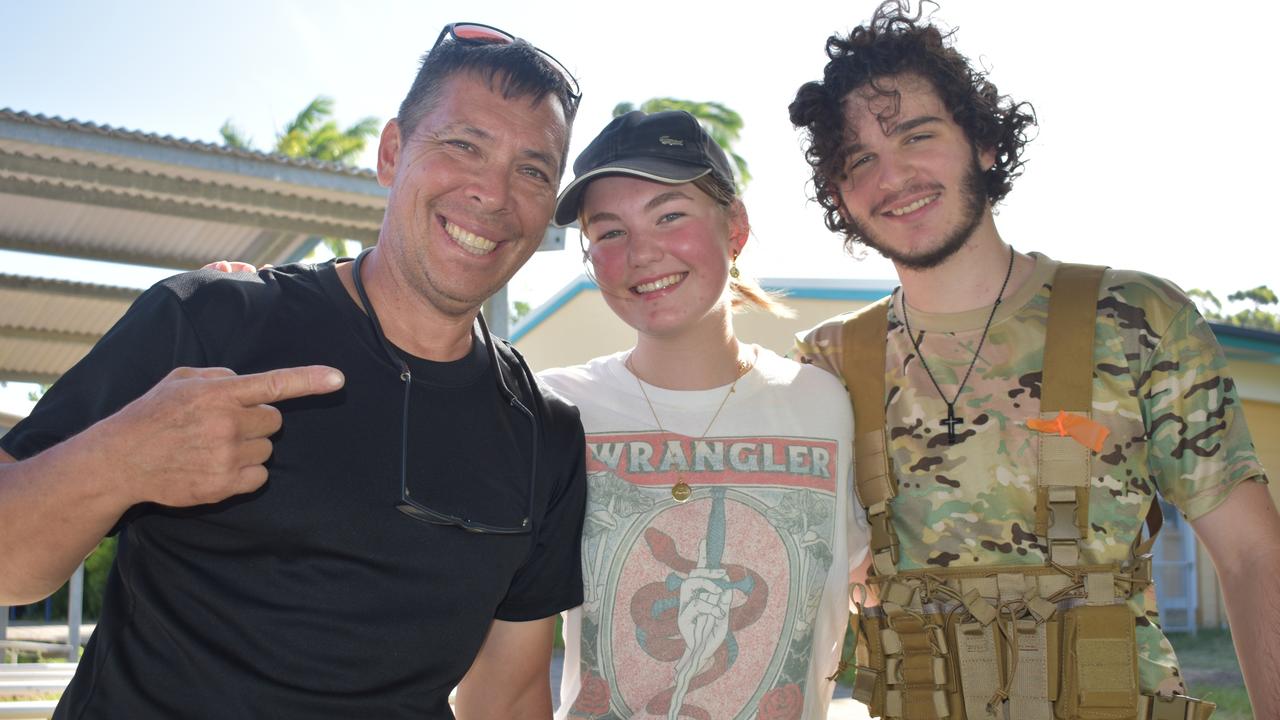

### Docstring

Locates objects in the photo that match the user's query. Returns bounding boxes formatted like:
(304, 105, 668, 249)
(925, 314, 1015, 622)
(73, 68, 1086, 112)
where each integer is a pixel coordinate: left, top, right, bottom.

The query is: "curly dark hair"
(788, 0, 1035, 248)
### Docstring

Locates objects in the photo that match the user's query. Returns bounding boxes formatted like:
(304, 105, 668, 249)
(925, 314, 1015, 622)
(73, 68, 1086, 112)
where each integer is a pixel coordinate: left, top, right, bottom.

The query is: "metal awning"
(0, 273, 141, 385)
(0, 109, 388, 385)
(0, 109, 387, 269)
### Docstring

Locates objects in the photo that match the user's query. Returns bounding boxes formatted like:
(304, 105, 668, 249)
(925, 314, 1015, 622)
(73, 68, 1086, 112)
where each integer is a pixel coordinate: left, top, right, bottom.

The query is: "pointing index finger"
(227, 366, 345, 406)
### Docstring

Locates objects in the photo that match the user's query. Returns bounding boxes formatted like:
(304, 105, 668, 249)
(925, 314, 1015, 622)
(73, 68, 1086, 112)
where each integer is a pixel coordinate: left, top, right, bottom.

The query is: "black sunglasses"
(433, 21, 581, 110)
(351, 249, 536, 535)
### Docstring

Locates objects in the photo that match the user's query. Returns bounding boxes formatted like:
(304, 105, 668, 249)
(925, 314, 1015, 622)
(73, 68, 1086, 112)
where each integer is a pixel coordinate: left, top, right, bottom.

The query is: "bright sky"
(2, 0, 1278, 414)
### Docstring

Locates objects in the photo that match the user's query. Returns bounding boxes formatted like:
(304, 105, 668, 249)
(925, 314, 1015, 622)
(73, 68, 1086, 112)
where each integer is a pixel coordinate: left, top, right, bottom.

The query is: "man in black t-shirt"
(0, 24, 586, 720)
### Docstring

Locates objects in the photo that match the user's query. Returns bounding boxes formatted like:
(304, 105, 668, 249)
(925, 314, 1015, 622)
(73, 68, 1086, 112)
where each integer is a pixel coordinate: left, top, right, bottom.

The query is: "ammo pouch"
(1055, 603, 1138, 719)
(848, 571, 1214, 720)
(852, 606, 957, 719)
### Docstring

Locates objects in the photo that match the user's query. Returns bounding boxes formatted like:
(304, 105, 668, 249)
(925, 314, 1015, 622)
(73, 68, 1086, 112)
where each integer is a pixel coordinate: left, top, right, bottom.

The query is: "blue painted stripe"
(509, 275, 597, 342)
(1209, 323, 1280, 364)
(1216, 336, 1280, 363)
(763, 286, 892, 302)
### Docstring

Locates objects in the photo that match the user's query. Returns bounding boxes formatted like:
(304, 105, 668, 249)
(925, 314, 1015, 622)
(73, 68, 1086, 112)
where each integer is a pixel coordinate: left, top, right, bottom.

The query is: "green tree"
(612, 98, 751, 190)
(1189, 285, 1280, 332)
(511, 300, 532, 325)
(45, 537, 116, 621)
(220, 96, 378, 165)
(221, 96, 379, 256)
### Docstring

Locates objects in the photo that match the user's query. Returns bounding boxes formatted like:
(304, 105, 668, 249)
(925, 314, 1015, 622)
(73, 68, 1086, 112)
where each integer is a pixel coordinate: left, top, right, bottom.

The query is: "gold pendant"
(671, 481, 692, 503)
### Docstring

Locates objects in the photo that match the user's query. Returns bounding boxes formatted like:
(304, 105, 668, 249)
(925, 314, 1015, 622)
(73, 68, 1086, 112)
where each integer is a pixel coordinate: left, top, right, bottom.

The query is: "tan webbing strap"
(1036, 264, 1107, 565)
(1041, 264, 1107, 412)
(840, 296, 898, 577)
(841, 296, 893, 433)
(1133, 499, 1165, 557)
(1125, 498, 1165, 594)
(1139, 692, 1217, 720)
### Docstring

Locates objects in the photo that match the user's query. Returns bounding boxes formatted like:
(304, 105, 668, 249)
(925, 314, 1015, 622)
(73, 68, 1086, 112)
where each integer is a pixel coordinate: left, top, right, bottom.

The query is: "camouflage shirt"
(795, 253, 1267, 694)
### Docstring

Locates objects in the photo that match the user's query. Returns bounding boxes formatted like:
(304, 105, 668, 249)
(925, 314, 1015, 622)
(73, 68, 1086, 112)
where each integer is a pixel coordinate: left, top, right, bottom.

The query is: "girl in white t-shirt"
(540, 110, 869, 720)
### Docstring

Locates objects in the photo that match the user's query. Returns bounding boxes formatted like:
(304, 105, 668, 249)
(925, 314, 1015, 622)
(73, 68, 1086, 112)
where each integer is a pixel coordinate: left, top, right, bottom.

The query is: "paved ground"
(4, 625, 870, 718)
(2, 625, 93, 645)
(826, 698, 873, 720)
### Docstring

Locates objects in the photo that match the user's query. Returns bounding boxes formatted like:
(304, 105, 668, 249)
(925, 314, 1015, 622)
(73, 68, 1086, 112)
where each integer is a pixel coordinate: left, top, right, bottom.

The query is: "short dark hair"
(789, 0, 1035, 244)
(396, 38, 579, 171)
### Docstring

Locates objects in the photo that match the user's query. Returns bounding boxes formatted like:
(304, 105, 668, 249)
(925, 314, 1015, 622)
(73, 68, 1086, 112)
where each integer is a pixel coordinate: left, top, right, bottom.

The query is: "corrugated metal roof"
(0, 273, 142, 384)
(0, 109, 377, 178)
(0, 194, 306, 270)
(0, 108, 387, 270)
(0, 109, 390, 383)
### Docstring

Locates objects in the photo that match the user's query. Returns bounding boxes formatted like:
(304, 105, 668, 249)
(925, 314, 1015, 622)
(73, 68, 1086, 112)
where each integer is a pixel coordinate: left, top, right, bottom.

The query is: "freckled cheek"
(667, 223, 726, 263)
(586, 245, 630, 290)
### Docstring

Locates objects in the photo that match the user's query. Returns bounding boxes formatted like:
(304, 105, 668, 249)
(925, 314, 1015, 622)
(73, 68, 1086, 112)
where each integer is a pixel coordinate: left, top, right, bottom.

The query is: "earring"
(729, 251, 740, 280)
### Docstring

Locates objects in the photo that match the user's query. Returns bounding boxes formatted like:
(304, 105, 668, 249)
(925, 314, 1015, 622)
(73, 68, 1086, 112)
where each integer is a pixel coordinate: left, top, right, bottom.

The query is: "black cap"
(553, 110, 735, 227)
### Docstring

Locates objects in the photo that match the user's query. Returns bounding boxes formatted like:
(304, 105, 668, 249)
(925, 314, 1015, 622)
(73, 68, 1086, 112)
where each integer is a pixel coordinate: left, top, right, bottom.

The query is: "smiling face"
(375, 70, 569, 317)
(581, 175, 746, 339)
(834, 73, 995, 270)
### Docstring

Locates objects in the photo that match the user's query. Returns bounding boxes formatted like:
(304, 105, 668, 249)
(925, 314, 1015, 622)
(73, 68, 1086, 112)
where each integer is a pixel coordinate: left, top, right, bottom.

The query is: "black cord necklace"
(900, 245, 1016, 444)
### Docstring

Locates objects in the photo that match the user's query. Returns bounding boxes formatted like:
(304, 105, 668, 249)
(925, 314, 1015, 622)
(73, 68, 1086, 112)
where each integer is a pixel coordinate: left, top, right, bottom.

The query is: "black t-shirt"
(2, 261, 587, 719)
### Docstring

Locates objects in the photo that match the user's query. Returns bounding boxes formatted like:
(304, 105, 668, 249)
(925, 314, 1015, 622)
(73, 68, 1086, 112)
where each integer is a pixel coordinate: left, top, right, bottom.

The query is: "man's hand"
(99, 365, 344, 507)
(204, 260, 264, 273)
(0, 363, 342, 604)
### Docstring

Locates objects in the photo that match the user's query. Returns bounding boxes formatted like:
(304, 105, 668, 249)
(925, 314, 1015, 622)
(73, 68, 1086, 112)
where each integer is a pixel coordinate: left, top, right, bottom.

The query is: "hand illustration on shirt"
(625, 488, 773, 719)
(669, 543, 734, 719)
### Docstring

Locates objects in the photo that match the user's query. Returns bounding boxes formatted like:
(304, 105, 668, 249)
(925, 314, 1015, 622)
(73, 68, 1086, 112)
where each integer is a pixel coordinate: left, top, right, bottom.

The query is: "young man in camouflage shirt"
(789, 2, 1278, 716)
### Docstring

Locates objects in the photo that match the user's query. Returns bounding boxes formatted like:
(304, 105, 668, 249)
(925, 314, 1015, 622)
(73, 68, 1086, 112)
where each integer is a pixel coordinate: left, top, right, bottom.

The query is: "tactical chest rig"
(839, 264, 1214, 720)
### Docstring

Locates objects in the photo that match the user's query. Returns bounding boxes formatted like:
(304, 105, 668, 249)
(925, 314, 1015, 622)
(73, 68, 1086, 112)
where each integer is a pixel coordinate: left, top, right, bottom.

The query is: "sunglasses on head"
(433, 22, 581, 110)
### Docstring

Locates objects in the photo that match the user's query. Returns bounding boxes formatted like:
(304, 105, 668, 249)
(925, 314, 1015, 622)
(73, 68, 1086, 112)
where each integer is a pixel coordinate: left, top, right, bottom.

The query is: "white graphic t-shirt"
(540, 348, 869, 720)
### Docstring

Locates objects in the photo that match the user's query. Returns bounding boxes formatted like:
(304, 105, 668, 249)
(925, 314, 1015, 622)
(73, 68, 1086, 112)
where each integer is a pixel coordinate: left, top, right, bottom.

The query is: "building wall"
(514, 290, 633, 372)
(1231, 359, 1280, 404)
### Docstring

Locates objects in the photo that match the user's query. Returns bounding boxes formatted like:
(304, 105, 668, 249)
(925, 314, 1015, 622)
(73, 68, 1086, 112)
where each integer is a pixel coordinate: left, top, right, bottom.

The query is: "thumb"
(227, 365, 345, 405)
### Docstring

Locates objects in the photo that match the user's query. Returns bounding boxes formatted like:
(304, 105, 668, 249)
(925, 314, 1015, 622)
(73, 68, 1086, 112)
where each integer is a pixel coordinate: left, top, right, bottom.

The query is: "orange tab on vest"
(1027, 411, 1110, 453)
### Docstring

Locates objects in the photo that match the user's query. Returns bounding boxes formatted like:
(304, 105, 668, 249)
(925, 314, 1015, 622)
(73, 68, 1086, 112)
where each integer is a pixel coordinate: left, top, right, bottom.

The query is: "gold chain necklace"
(625, 349, 756, 502)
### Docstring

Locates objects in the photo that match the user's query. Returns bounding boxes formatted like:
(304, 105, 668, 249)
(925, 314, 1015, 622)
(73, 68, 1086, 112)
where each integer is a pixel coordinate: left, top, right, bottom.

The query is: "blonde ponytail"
(729, 275, 794, 318)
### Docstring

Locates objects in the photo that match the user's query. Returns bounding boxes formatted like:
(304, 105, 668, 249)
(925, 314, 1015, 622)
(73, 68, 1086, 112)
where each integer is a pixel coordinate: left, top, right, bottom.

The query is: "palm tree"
(612, 98, 751, 189)
(220, 97, 379, 256)
(220, 96, 378, 165)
